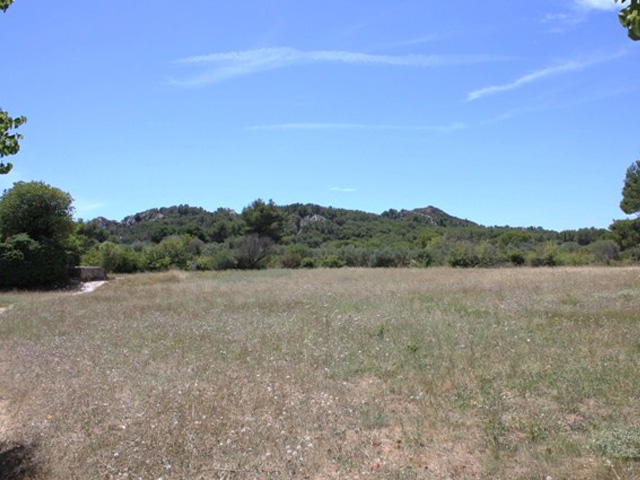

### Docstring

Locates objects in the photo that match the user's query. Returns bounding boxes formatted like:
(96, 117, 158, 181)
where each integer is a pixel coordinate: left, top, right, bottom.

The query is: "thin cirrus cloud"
(248, 122, 466, 134)
(331, 187, 357, 193)
(573, 0, 619, 11)
(170, 47, 514, 87)
(467, 53, 624, 101)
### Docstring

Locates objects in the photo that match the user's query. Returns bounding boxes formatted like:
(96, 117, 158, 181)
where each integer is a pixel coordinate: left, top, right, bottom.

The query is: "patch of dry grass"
(1, 267, 639, 479)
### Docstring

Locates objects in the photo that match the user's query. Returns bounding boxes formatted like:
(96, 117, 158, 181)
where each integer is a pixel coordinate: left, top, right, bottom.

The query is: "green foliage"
(587, 240, 620, 264)
(621, 160, 640, 216)
(0, 0, 14, 12)
(279, 244, 310, 268)
(206, 245, 238, 270)
(528, 242, 559, 267)
(610, 219, 640, 250)
(300, 257, 316, 268)
(507, 249, 525, 266)
(0, 234, 70, 287)
(416, 229, 443, 248)
(592, 427, 640, 459)
(242, 199, 286, 241)
(447, 242, 480, 268)
(83, 242, 143, 273)
(73, 199, 640, 272)
(559, 228, 608, 246)
(0, 181, 74, 242)
(0, 182, 75, 287)
(498, 230, 531, 247)
(142, 245, 172, 271)
(1, 4, 28, 174)
(76, 219, 110, 244)
(617, 0, 640, 40)
(320, 254, 346, 268)
(0, 110, 27, 174)
(368, 246, 415, 267)
(142, 235, 203, 270)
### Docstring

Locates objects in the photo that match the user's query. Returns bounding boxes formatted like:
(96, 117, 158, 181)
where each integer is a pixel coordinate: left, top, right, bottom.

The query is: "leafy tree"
(617, 0, 640, 40)
(0, 111, 26, 174)
(0, 0, 15, 12)
(0, 182, 74, 242)
(0, 181, 74, 241)
(621, 160, 640, 216)
(1, 2, 27, 174)
(242, 199, 286, 241)
(0, 182, 75, 286)
(610, 219, 640, 249)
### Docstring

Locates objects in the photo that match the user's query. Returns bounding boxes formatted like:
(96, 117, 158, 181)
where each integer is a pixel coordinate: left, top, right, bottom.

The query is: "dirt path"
(73, 280, 106, 296)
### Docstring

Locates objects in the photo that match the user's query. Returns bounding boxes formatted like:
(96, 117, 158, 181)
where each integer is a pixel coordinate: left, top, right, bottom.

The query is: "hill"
(88, 203, 477, 246)
(75, 201, 618, 272)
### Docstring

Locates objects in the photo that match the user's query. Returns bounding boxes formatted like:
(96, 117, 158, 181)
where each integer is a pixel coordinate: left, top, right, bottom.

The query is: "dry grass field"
(1, 267, 640, 479)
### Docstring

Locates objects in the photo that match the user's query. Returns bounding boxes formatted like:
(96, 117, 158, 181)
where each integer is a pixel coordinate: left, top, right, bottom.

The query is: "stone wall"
(69, 266, 107, 282)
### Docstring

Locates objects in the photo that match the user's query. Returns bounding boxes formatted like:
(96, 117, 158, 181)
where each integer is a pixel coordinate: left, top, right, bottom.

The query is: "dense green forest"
(72, 199, 637, 274)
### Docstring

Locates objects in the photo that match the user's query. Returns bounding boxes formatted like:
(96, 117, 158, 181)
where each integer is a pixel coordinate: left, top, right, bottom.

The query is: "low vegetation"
(74, 201, 639, 276)
(1, 267, 639, 479)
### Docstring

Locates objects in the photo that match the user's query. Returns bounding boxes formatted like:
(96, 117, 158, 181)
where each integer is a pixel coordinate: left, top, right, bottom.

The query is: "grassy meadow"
(1, 267, 640, 479)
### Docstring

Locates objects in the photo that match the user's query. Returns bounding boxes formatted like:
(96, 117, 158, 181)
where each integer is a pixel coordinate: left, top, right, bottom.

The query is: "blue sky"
(1, 0, 638, 230)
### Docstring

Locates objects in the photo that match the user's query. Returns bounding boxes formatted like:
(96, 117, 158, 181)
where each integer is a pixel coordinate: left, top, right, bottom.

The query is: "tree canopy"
(621, 160, 640, 216)
(0, 110, 27, 174)
(0, 181, 75, 242)
(1, 0, 26, 174)
(0, 0, 14, 12)
(617, 0, 640, 40)
(0, 181, 76, 287)
(242, 199, 286, 241)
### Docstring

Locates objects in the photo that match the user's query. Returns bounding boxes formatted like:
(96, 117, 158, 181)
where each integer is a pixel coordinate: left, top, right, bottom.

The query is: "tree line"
(1, 167, 639, 287)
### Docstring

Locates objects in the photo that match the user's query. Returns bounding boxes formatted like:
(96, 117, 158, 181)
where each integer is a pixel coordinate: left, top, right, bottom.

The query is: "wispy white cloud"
(381, 34, 441, 50)
(573, 0, 619, 11)
(74, 200, 106, 216)
(467, 53, 624, 101)
(483, 82, 634, 124)
(541, 12, 585, 28)
(170, 47, 513, 87)
(331, 187, 357, 193)
(543, 1, 620, 32)
(248, 122, 466, 133)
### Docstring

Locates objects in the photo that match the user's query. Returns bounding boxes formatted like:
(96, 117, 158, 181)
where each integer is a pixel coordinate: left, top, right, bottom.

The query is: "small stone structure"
(69, 266, 107, 282)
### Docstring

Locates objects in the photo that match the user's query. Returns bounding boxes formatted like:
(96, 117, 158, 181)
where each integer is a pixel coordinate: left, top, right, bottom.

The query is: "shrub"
(447, 242, 480, 268)
(320, 254, 346, 268)
(528, 242, 558, 267)
(142, 245, 172, 271)
(210, 248, 237, 270)
(621, 245, 640, 263)
(414, 248, 433, 267)
(0, 234, 69, 287)
(507, 249, 526, 266)
(280, 244, 310, 269)
(588, 240, 620, 264)
(368, 247, 401, 268)
(555, 251, 594, 266)
(476, 241, 500, 267)
(300, 257, 316, 268)
(233, 234, 274, 269)
(338, 245, 370, 267)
